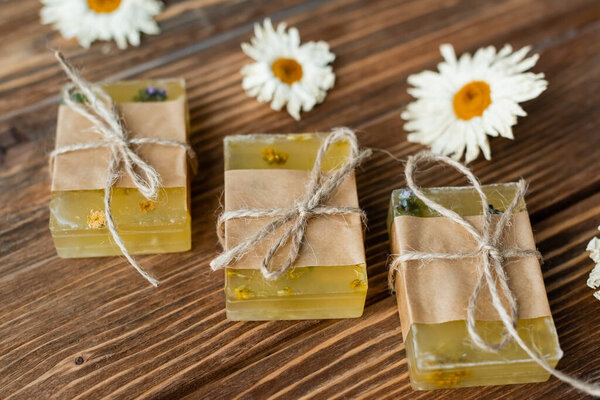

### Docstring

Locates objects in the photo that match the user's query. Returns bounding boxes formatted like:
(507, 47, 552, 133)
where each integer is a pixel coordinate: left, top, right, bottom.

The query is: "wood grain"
(1, 0, 599, 399)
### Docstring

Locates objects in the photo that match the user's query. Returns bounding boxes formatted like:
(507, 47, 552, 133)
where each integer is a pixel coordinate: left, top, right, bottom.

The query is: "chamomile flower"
(587, 227, 600, 300)
(241, 18, 335, 120)
(402, 44, 547, 163)
(40, 0, 162, 49)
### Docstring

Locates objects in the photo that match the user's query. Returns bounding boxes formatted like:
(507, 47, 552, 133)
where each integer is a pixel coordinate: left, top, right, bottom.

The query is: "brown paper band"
(223, 169, 366, 269)
(391, 212, 551, 340)
(51, 97, 188, 191)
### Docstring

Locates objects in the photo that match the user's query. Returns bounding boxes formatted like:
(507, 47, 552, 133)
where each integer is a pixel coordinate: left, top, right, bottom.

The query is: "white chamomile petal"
(240, 18, 335, 120)
(271, 84, 290, 111)
(402, 43, 547, 162)
(286, 92, 302, 121)
(257, 78, 277, 103)
(40, 0, 162, 49)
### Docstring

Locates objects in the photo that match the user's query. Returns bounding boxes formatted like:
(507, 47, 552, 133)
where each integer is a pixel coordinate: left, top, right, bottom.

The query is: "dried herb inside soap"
(134, 87, 167, 102)
(395, 189, 425, 217)
(262, 147, 289, 165)
(60, 91, 88, 105)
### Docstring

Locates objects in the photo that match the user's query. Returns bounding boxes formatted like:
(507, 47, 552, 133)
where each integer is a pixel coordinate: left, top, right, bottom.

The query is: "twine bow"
(210, 128, 371, 280)
(388, 151, 600, 396)
(50, 52, 197, 287)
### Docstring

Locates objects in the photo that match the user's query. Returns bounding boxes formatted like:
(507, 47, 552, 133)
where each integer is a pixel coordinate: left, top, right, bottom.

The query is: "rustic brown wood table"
(1, 0, 599, 398)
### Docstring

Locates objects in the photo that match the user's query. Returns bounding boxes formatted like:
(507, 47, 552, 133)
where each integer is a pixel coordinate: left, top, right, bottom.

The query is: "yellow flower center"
(87, 0, 122, 13)
(452, 81, 491, 120)
(272, 58, 303, 85)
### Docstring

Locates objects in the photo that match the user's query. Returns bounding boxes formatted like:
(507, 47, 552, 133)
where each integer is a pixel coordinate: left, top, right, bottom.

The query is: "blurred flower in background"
(587, 227, 600, 301)
(40, 0, 162, 49)
(402, 44, 547, 163)
(240, 18, 335, 121)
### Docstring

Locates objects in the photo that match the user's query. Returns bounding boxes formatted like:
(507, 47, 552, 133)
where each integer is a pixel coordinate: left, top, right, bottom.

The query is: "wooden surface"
(1, 0, 599, 398)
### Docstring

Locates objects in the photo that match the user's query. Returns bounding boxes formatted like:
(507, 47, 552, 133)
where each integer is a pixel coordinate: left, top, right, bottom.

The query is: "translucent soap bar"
(49, 80, 191, 257)
(224, 133, 367, 320)
(388, 184, 563, 390)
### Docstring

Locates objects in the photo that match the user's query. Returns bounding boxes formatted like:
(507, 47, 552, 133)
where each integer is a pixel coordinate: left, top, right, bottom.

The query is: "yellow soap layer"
(224, 133, 351, 171)
(224, 133, 367, 320)
(389, 183, 562, 389)
(99, 79, 185, 103)
(405, 317, 562, 390)
(389, 183, 526, 220)
(50, 187, 190, 257)
(225, 265, 367, 320)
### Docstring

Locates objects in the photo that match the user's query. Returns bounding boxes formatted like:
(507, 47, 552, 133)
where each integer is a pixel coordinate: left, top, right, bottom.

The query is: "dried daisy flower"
(402, 44, 547, 163)
(241, 18, 335, 120)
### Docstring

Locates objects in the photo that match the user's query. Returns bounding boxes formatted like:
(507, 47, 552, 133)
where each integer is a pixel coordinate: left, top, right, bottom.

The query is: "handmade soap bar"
(222, 133, 367, 320)
(388, 183, 563, 390)
(50, 80, 191, 257)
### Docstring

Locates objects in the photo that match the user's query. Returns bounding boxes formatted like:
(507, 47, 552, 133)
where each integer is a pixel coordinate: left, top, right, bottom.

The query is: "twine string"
(210, 127, 372, 280)
(388, 151, 600, 396)
(50, 52, 197, 287)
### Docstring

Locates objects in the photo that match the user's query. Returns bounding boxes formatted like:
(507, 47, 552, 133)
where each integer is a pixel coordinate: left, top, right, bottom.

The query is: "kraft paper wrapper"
(224, 169, 366, 269)
(51, 97, 188, 191)
(390, 212, 551, 340)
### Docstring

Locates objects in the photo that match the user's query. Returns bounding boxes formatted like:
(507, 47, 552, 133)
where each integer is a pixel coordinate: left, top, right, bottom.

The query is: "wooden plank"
(0, 0, 599, 398)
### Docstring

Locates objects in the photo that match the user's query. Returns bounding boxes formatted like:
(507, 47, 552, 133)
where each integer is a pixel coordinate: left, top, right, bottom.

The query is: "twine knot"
(210, 128, 372, 280)
(296, 202, 309, 219)
(479, 243, 502, 261)
(112, 136, 128, 149)
(50, 52, 197, 287)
